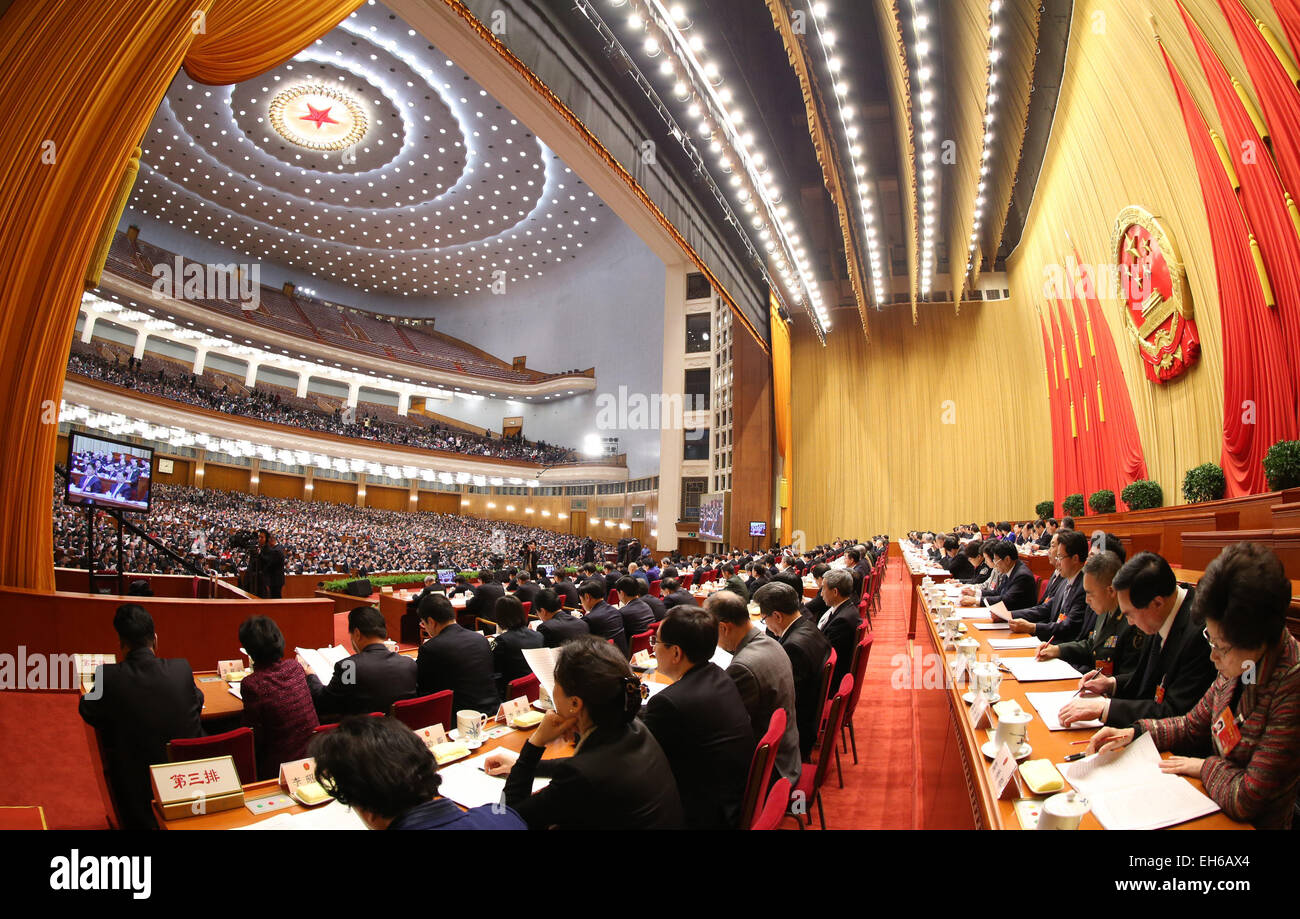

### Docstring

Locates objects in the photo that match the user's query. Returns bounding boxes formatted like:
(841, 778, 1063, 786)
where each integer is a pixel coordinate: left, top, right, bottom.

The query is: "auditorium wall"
(790, 302, 1052, 543)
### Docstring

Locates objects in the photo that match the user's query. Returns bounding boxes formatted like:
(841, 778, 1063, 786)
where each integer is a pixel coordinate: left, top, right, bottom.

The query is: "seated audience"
(485, 637, 684, 829)
(817, 569, 861, 691)
(78, 603, 205, 830)
(643, 606, 754, 829)
(306, 606, 416, 721)
(311, 715, 525, 829)
(1060, 551, 1216, 727)
(708, 590, 802, 785)
(721, 562, 750, 602)
(756, 581, 832, 761)
(416, 594, 501, 714)
(938, 535, 974, 579)
(1007, 529, 1089, 642)
(534, 588, 590, 647)
(1036, 550, 1145, 682)
(579, 578, 627, 655)
(1087, 543, 1300, 828)
(237, 615, 319, 779)
(962, 541, 1036, 610)
(492, 595, 545, 697)
(660, 577, 695, 611)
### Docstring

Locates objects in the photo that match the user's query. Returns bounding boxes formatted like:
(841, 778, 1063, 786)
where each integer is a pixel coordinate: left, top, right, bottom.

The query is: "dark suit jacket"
(980, 561, 1037, 611)
(942, 553, 976, 580)
(642, 662, 754, 829)
(493, 626, 545, 697)
(504, 720, 684, 829)
(962, 562, 992, 585)
(1057, 607, 1146, 682)
(415, 624, 500, 714)
(308, 643, 417, 722)
(779, 616, 833, 759)
(643, 595, 668, 622)
(819, 599, 861, 691)
(1016, 572, 1088, 643)
(803, 593, 829, 622)
(619, 597, 656, 643)
(553, 580, 581, 609)
(1107, 587, 1216, 726)
(79, 647, 204, 829)
(464, 582, 505, 626)
(663, 590, 696, 611)
(537, 610, 590, 647)
(512, 582, 539, 606)
(582, 601, 627, 656)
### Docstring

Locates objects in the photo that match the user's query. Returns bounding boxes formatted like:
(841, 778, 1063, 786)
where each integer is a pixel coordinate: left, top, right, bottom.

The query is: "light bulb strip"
(962, 0, 1005, 295)
(908, 0, 939, 300)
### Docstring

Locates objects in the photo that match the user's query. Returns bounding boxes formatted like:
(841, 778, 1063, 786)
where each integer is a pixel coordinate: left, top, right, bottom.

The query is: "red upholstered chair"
(607, 589, 619, 606)
(841, 631, 874, 766)
(1036, 576, 1048, 602)
(649, 579, 662, 597)
(750, 777, 792, 831)
(392, 690, 453, 732)
(168, 727, 256, 785)
(792, 675, 852, 830)
(646, 620, 662, 634)
(508, 673, 540, 703)
(857, 597, 872, 633)
(521, 601, 531, 616)
(738, 708, 786, 831)
(680, 573, 694, 589)
(313, 713, 384, 734)
(815, 648, 837, 742)
(629, 629, 655, 658)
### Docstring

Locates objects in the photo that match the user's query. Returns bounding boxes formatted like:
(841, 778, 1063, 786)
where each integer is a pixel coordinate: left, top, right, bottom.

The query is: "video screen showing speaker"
(749, 521, 767, 538)
(437, 569, 456, 585)
(698, 492, 728, 542)
(66, 431, 153, 514)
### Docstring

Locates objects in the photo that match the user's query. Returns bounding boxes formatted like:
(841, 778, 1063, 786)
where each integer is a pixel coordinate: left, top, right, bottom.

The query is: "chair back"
(392, 690, 453, 732)
(845, 632, 874, 720)
(751, 777, 792, 831)
(816, 648, 837, 735)
(313, 712, 384, 735)
(475, 617, 499, 635)
(508, 672, 541, 703)
(681, 573, 694, 589)
(629, 628, 654, 658)
(607, 589, 619, 606)
(738, 708, 786, 830)
(168, 727, 256, 784)
(809, 676, 852, 797)
(521, 601, 531, 616)
(1036, 576, 1048, 602)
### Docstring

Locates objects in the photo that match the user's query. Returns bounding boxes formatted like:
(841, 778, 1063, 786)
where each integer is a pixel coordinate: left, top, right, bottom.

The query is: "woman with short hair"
(237, 615, 319, 780)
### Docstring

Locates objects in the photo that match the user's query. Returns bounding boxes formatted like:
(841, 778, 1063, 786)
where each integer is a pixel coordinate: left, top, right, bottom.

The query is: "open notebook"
(1057, 732, 1220, 830)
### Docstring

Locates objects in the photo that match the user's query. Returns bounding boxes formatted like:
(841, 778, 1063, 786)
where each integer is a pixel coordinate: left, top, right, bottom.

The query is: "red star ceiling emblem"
(299, 104, 340, 130)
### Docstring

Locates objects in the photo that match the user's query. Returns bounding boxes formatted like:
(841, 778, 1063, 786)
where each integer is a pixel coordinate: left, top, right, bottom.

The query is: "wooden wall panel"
(310, 479, 357, 505)
(729, 321, 774, 547)
(153, 457, 193, 486)
(258, 470, 303, 501)
(202, 463, 251, 494)
(417, 491, 461, 514)
(364, 484, 408, 512)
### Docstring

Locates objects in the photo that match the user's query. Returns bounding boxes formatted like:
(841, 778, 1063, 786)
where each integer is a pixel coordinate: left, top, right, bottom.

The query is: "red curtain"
(1066, 287, 1108, 502)
(1050, 298, 1086, 501)
(1218, 0, 1300, 200)
(1073, 253, 1150, 493)
(1181, 3, 1300, 392)
(1160, 41, 1296, 495)
(1038, 309, 1067, 509)
(1274, 0, 1300, 72)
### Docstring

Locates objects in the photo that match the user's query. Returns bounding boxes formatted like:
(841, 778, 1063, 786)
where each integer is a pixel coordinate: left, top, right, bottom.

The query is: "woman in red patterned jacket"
(1088, 542, 1300, 828)
(238, 615, 319, 780)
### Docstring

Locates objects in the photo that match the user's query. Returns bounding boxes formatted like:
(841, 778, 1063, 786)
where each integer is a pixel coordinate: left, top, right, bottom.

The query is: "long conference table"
(909, 574, 1249, 830)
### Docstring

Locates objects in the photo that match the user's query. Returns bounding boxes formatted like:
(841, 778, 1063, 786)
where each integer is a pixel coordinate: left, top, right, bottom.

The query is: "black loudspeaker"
(344, 578, 372, 597)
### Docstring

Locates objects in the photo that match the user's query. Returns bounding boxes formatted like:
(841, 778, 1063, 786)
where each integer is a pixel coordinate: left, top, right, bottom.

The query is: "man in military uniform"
(1035, 550, 1144, 681)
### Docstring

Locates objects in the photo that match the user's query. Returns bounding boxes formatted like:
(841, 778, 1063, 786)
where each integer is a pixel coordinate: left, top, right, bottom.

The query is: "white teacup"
(1038, 791, 1090, 830)
(957, 638, 980, 667)
(993, 709, 1033, 755)
(457, 709, 488, 744)
(971, 661, 1003, 699)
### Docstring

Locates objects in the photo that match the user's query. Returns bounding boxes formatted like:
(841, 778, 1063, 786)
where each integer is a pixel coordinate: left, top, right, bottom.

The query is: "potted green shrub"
(1182, 463, 1226, 503)
(1062, 493, 1085, 517)
(1264, 440, 1300, 491)
(1120, 479, 1163, 511)
(1034, 500, 1054, 520)
(1088, 489, 1116, 514)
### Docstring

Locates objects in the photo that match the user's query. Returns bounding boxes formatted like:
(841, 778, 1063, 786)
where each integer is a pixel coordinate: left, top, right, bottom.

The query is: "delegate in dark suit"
(464, 581, 505, 626)
(942, 553, 975, 580)
(553, 580, 581, 609)
(1105, 587, 1216, 726)
(819, 599, 861, 692)
(643, 594, 668, 622)
(493, 626, 545, 697)
(662, 589, 696, 611)
(583, 600, 628, 656)
(503, 720, 684, 829)
(537, 610, 590, 647)
(307, 643, 417, 721)
(641, 662, 754, 829)
(779, 614, 833, 759)
(979, 561, 1037, 611)
(79, 647, 204, 830)
(416, 624, 501, 714)
(1014, 573, 1088, 643)
(620, 597, 656, 640)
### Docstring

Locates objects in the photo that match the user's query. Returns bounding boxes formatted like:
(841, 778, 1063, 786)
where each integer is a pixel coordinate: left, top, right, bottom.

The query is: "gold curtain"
(790, 302, 1052, 543)
(770, 294, 793, 541)
(184, 0, 363, 85)
(0, 0, 361, 591)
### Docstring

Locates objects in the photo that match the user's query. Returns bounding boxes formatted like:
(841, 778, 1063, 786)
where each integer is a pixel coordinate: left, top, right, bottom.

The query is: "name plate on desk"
(279, 757, 331, 806)
(969, 693, 992, 730)
(499, 696, 531, 725)
(415, 723, 448, 750)
(989, 744, 1020, 801)
(151, 755, 244, 820)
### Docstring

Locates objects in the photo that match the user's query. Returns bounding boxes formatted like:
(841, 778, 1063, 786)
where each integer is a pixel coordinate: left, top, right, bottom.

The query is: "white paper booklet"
(437, 752, 551, 810)
(988, 637, 1043, 650)
(1024, 690, 1102, 731)
(1000, 657, 1082, 682)
(295, 645, 350, 678)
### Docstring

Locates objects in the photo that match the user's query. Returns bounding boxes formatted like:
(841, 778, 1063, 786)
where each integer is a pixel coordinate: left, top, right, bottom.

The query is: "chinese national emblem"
(1111, 206, 1200, 383)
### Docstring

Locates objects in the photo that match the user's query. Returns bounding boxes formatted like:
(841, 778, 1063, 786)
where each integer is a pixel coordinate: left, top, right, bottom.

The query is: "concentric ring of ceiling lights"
(268, 83, 370, 151)
(126, 1, 608, 299)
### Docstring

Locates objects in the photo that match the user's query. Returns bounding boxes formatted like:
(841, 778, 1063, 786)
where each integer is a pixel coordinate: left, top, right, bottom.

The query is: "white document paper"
(295, 645, 350, 679)
(237, 800, 368, 830)
(1000, 657, 1082, 682)
(972, 622, 1011, 631)
(711, 645, 734, 670)
(1025, 690, 1102, 731)
(522, 646, 562, 697)
(988, 637, 1043, 650)
(436, 752, 551, 810)
(227, 682, 242, 701)
(1057, 733, 1220, 829)
(987, 601, 1011, 622)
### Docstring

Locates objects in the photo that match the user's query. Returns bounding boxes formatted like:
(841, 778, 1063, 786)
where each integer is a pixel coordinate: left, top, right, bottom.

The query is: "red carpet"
(0, 691, 111, 829)
(777, 557, 918, 829)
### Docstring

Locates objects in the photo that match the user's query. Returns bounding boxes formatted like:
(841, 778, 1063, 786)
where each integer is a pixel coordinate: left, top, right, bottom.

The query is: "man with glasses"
(1007, 529, 1090, 642)
(643, 606, 754, 829)
(1059, 551, 1216, 727)
(755, 582, 831, 760)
